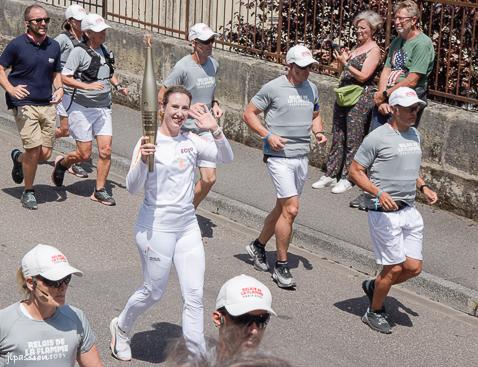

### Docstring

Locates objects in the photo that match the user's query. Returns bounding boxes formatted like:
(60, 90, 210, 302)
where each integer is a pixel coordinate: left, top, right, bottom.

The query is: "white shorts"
(266, 156, 308, 198)
(63, 94, 112, 142)
(196, 131, 216, 169)
(56, 101, 68, 118)
(368, 205, 424, 265)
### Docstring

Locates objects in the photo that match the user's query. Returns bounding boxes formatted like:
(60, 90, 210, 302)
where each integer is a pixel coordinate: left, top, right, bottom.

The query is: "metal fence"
(39, 0, 478, 108)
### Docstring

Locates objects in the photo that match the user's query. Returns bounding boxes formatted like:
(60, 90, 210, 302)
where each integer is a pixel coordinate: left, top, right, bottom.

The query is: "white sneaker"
(311, 176, 337, 189)
(110, 317, 132, 361)
(331, 179, 353, 194)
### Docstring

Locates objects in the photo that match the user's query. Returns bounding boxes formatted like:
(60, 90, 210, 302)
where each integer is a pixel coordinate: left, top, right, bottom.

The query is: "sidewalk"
(1, 102, 477, 316)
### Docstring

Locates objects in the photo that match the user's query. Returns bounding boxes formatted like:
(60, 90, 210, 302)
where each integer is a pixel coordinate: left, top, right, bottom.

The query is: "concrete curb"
(1, 114, 477, 318)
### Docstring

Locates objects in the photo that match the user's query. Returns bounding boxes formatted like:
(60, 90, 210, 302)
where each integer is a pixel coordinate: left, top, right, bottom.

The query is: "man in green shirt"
(371, 0, 435, 130)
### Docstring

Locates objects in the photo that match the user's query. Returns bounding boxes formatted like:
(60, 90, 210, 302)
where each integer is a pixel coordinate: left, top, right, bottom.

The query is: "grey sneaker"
(246, 241, 270, 271)
(21, 190, 38, 210)
(110, 317, 132, 361)
(68, 163, 88, 178)
(91, 188, 116, 206)
(11, 149, 23, 184)
(272, 265, 296, 288)
(362, 308, 392, 334)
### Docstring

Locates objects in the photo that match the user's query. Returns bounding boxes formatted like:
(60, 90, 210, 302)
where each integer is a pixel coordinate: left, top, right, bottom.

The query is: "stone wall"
(2, 0, 478, 220)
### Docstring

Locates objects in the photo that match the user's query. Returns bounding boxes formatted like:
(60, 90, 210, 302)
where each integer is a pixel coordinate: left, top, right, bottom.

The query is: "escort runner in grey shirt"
(54, 33, 79, 67)
(0, 303, 95, 366)
(62, 46, 112, 108)
(251, 75, 319, 158)
(354, 123, 422, 209)
(163, 54, 218, 131)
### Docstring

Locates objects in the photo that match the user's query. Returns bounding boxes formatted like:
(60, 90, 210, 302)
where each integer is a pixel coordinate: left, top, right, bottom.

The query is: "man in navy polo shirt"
(0, 4, 63, 210)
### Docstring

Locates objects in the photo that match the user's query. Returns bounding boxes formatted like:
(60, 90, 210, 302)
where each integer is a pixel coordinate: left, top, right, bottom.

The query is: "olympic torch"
(141, 34, 158, 172)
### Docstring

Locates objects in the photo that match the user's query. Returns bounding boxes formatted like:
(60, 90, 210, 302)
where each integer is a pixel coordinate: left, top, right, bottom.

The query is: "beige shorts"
(14, 105, 56, 149)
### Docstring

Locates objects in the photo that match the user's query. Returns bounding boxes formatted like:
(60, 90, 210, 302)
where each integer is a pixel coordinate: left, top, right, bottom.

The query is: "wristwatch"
(382, 90, 389, 100)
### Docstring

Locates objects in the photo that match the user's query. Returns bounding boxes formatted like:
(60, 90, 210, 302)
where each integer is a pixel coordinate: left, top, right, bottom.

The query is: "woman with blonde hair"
(312, 10, 382, 194)
(0, 244, 103, 366)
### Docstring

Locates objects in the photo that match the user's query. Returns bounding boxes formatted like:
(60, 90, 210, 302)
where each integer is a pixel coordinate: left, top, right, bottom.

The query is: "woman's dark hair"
(162, 85, 192, 106)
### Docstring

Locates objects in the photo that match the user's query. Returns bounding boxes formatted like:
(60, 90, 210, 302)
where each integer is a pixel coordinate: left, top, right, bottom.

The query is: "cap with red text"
(21, 244, 83, 281)
(216, 274, 276, 316)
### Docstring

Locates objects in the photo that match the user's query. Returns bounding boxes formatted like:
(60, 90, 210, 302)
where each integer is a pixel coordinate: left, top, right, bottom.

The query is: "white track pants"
(118, 223, 205, 350)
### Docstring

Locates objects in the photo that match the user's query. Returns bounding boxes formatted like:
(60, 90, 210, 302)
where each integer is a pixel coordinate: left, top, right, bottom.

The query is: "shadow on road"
(130, 322, 182, 363)
(234, 250, 313, 271)
(3, 184, 67, 203)
(198, 215, 217, 238)
(334, 295, 419, 328)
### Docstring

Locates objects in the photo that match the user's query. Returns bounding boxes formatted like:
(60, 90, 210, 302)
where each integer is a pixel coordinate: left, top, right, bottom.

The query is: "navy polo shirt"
(0, 34, 61, 109)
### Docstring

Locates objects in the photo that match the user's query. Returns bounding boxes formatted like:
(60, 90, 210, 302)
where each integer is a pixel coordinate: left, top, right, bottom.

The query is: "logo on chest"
(287, 95, 311, 107)
(181, 147, 194, 154)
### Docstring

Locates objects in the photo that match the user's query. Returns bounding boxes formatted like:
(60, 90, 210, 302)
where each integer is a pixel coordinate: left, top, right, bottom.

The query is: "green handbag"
(334, 84, 364, 107)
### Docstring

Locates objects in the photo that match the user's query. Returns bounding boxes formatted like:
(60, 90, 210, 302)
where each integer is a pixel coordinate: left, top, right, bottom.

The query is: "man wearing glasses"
(349, 87, 438, 334)
(158, 23, 223, 209)
(371, 0, 435, 130)
(212, 274, 276, 362)
(0, 4, 63, 210)
(243, 45, 327, 289)
(0, 244, 103, 366)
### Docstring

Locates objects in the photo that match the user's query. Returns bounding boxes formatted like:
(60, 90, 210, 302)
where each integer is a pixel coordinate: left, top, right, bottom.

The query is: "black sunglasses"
(28, 17, 51, 24)
(36, 274, 72, 288)
(227, 312, 271, 329)
(196, 38, 215, 45)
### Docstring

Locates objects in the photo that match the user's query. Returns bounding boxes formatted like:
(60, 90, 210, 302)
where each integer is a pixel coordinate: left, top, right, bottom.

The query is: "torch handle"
(148, 154, 154, 172)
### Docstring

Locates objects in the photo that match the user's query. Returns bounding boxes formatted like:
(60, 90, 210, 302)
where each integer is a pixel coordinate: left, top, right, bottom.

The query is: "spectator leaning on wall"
(370, 0, 435, 130)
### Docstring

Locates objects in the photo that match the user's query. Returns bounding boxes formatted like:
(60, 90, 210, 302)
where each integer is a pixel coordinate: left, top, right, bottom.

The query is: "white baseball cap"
(216, 274, 276, 316)
(286, 45, 318, 67)
(188, 23, 219, 41)
(65, 4, 86, 21)
(389, 87, 426, 107)
(21, 244, 83, 281)
(81, 13, 111, 32)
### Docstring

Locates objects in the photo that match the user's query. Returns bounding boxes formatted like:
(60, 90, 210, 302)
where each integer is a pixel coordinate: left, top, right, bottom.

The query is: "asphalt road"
(0, 124, 477, 366)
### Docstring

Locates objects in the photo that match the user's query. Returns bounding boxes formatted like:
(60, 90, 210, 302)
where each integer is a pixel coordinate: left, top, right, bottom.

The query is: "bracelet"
(212, 99, 220, 107)
(376, 190, 383, 199)
(55, 86, 63, 91)
(419, 184, 429, 193)
(313, 131, 324, 135)
(212, 126, 223, 138)
(113, 84, 121, 90)
(262, 131, 272, 141)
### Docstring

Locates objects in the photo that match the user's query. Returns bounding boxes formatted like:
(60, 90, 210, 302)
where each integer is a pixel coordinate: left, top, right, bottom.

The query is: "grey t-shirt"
(62, 45, 112, 108)
(0, 302, 96, 367)
(354, 123, 422, 209)
(251, 75, 319, 158)
(54, 33, 80, 68)
(163, 54, 219, 131)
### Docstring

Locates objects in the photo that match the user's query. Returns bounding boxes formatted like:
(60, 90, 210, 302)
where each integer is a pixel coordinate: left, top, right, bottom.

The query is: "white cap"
(286, 45, 318, 67)
(188, 23, 219, 41)
(65, 4, 86, 21)
(389, 87, 426, 107)
(216, 274, 276, 316)
(21, 244, 83, 281)
(81, 13, 111, 32)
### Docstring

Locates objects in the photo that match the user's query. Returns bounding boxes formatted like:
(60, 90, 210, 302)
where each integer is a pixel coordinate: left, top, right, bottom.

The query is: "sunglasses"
(228, 312, 271, 329)
(402, 105, 421, 113)
(36, 274, 72, 288)
(196, 38, 215, 45)
(28, 17, 51, 24)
